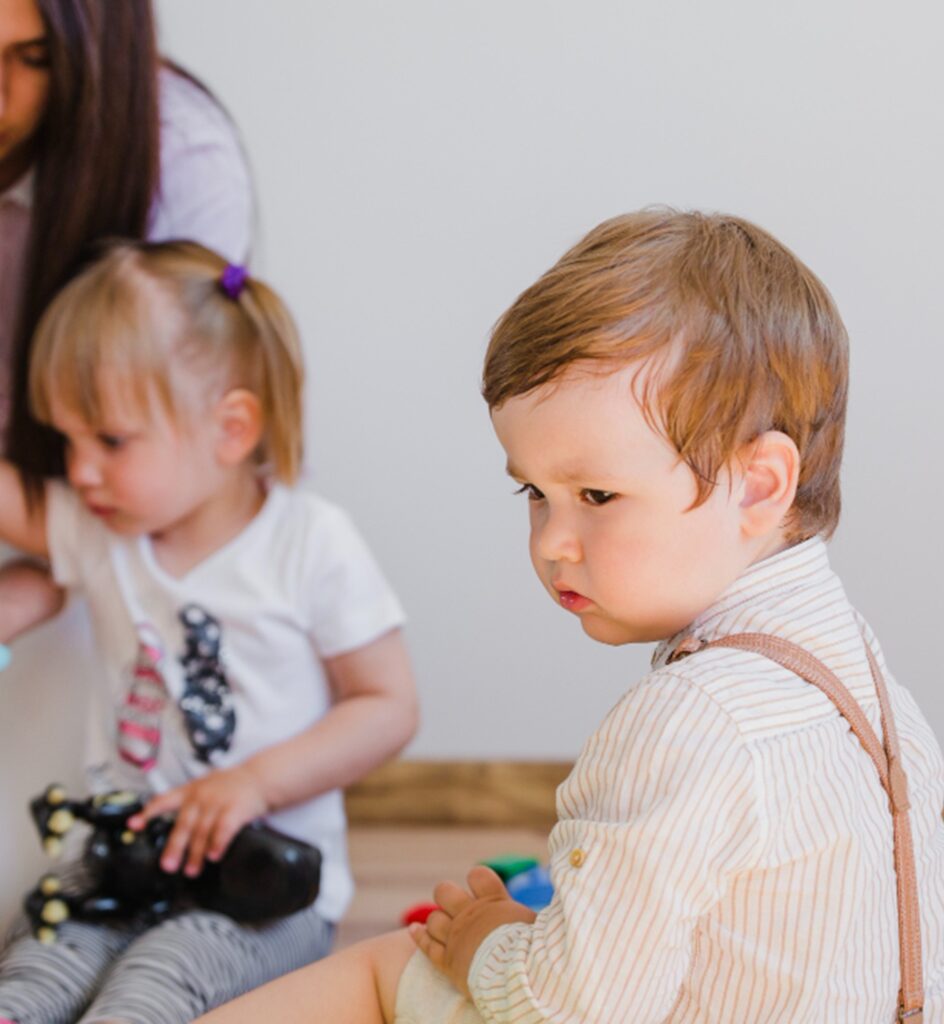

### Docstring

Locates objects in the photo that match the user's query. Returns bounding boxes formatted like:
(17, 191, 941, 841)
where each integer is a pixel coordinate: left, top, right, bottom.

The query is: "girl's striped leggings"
(0, 901, 333, 1024)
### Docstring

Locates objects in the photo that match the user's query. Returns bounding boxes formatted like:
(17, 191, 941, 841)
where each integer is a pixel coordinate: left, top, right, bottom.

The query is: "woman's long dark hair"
(5, 0, 160, 494)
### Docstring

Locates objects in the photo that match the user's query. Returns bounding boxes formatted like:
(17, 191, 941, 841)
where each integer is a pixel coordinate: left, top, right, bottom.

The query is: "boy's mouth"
(554, 585, 591, 612)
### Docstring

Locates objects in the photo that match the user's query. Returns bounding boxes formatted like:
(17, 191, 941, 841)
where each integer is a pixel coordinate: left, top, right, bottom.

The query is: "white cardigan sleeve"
(148, 68, 253, 264)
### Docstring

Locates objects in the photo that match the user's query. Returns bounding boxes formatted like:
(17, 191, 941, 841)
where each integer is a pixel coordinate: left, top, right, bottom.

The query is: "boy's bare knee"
(360, 929, 417, 1022)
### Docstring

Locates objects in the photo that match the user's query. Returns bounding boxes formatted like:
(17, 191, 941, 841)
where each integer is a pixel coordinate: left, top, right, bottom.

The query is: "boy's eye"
(581, 489, 616, 506)
(513, 483, 545, 502)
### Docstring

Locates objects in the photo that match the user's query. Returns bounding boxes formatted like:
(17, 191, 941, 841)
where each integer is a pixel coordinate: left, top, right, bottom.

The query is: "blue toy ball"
(506, 865, 554, 911)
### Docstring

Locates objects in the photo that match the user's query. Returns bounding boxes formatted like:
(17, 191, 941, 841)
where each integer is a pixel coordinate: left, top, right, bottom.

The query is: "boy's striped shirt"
(469, 537, 944, 1022)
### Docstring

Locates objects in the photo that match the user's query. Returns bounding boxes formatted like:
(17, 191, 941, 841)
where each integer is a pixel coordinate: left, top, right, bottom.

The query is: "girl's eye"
(97, 433, 126, 451)
(513, 483, 545, 502)
(582, 489, 616, 506)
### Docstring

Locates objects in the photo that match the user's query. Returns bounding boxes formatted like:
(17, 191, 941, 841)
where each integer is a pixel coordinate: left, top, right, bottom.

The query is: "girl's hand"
(127, 764, 269, 877)
(410, 866, 537, 998)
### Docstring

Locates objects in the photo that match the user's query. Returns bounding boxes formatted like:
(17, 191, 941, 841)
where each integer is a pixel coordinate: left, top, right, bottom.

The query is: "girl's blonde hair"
(483, 209, 849, 542)
(29, 240, 304, 483)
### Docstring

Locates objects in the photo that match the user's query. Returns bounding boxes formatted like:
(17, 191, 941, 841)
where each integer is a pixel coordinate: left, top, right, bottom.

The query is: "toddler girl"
(0, 240, 418, 1024)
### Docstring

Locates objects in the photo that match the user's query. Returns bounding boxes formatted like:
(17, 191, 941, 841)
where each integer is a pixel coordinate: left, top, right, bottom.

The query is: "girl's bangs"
(30, 273, 174, 426)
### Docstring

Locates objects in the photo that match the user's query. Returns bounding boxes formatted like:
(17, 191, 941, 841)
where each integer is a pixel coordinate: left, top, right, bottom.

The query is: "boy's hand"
(410, 865, 537, 998)
(127, 764, 269, 877)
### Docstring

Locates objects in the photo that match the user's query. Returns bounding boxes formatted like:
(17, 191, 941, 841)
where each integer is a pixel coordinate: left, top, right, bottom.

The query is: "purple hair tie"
(219, 263, 248, 300)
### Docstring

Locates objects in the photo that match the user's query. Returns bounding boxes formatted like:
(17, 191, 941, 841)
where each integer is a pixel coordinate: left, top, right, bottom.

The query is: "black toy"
(25, 785, 321, 943)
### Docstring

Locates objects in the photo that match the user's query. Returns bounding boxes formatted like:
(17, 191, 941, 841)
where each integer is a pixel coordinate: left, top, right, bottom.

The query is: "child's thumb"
(467, 864, 509, 900)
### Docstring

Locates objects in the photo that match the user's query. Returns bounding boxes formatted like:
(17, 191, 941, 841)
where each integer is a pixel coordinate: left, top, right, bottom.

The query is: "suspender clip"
(666, 635, 708, 664)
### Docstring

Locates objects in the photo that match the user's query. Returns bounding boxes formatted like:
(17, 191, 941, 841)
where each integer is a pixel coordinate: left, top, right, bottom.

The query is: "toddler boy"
(200, 210, 944, 1022)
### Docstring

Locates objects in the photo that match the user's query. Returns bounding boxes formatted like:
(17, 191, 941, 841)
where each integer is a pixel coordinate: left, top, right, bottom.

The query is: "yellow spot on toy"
(41, 899, 69, 925)
(47, 809, 75, 835)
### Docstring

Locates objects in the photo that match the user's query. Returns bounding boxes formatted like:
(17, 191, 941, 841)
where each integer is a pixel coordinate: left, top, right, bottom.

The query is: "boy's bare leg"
(196, 929, 416, 1024)
(0, 560, 65, 643)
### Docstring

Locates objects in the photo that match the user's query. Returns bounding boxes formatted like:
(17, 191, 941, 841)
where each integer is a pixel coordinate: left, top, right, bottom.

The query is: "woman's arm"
(0, 560, 65, 643)
(0, 461, 48, 557)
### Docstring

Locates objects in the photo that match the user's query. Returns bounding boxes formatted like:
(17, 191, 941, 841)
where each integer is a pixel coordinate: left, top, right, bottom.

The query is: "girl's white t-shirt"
(45, 481, 406, 923)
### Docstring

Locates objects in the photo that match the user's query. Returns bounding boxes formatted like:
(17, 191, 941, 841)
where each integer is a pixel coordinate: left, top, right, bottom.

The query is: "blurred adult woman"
(1, 0, 252, 478)
(0, 0, 253, 933)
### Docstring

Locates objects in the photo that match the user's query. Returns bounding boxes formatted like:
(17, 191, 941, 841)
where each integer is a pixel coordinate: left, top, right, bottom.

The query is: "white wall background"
(155, 0, 943, 757)
(2, 0, 942, 922)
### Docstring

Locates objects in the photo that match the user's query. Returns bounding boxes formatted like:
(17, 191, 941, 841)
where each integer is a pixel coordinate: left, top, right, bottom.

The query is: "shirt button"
(569, 848, 586, 868)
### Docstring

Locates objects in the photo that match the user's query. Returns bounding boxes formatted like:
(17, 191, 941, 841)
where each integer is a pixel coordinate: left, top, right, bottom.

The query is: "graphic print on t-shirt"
(117, 624, 168, 771)
(177, 604, 236, 763)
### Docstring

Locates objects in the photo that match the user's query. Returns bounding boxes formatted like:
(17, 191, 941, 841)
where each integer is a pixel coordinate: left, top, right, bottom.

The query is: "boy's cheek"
(527, 540, 550, 581)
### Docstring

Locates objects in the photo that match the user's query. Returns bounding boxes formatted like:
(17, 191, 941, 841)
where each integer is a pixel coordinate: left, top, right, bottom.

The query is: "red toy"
(400, 901, 440, 927)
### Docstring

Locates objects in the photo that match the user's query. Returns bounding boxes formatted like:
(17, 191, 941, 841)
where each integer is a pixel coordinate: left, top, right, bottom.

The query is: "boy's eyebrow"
(505, 461, 615, 484)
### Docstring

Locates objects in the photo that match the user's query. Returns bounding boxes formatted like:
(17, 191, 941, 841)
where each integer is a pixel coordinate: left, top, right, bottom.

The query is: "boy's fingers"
(423, 909, 452, 945)
(409, 924, 445, 970)
(467, 865, 509, 899)
(432, 879, 472, 916)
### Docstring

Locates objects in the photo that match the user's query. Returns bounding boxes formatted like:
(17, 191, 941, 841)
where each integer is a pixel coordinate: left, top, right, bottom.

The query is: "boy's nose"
(531, 509, 582, 563)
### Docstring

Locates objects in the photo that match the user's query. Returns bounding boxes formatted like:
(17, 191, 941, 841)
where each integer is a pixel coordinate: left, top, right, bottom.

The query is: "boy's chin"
(578, 614, 642, 647)
(578, 612, 679, 647)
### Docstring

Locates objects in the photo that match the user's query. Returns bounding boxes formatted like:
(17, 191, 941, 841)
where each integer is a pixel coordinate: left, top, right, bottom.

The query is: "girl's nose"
(67, 451, 102, 489)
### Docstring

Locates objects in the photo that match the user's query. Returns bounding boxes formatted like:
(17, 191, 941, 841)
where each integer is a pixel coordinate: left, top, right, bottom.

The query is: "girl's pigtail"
(219, 266, 305, 484)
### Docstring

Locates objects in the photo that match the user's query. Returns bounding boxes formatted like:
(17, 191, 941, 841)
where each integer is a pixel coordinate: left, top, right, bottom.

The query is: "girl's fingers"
(206, 808, 245, 862)
(160, 802, 200, 873)
(128, 788, 183, 830)
(183, 808, 219, 877)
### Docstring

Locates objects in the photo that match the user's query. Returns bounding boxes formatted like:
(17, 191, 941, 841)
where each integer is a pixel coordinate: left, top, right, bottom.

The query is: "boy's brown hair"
(29, 240, 304, 484)
(483, 209, 848, 541)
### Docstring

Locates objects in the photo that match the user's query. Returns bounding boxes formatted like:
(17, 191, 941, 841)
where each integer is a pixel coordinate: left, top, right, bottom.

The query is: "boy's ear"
(214, 388, 263, 467)
(737, 430, 800, 538)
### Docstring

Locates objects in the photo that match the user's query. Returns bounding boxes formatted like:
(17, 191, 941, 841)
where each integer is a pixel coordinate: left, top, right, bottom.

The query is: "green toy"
(480, 855, 539, 882)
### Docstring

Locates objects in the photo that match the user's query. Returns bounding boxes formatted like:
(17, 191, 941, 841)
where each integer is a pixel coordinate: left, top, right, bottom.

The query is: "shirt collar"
(0, 168, 34, 210)
(652, 536, 834, 669)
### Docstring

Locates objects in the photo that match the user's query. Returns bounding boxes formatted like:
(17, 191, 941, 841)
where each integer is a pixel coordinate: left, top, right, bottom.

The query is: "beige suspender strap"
(669, 632, 924, 1022)
(863, 642, 925, 1022)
